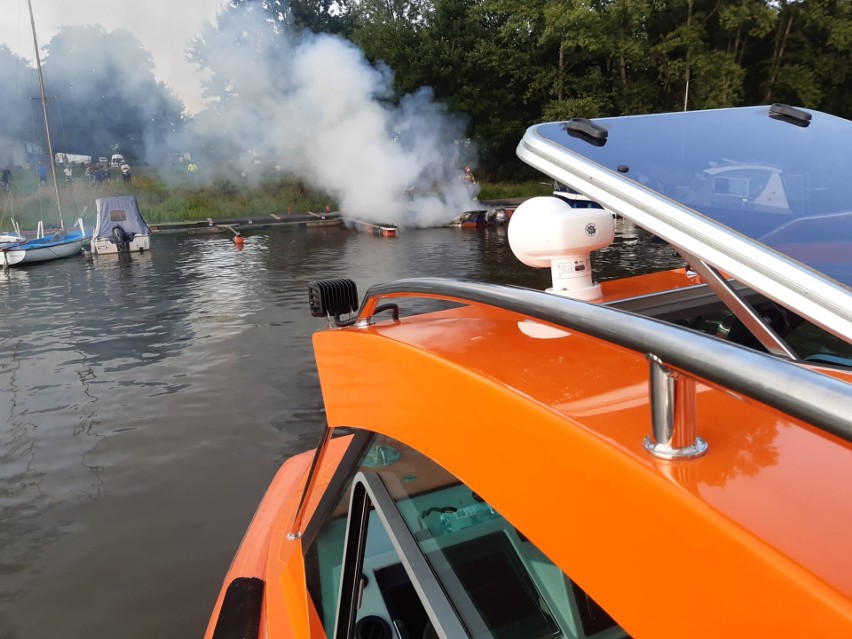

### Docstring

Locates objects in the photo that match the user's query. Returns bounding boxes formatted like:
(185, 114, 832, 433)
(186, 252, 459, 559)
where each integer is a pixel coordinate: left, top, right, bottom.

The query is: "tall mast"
(27, 0, 64, 230)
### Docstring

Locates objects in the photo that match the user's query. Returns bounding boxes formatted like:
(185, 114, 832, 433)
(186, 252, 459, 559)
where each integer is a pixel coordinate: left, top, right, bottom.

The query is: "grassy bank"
(476, 180, 552, 200)
(1, 164, 550, 229)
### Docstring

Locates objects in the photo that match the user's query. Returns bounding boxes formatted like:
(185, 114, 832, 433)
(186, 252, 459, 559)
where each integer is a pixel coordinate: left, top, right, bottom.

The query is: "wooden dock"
(148, 212, 342, 235)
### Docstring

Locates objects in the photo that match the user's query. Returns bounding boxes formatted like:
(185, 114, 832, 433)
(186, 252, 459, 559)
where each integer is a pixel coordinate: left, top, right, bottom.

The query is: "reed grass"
(1, 164, 539, 230)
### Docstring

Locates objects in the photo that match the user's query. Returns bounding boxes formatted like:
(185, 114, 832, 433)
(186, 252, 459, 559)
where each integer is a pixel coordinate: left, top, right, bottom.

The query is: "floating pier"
(148, 211, 342, 235)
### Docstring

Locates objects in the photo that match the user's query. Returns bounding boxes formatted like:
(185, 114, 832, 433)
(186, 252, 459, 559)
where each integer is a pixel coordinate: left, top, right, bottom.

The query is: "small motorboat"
(343, 217, 399, 237)
(206, 105, 851, 639)
(447, 209, 488, 228)
(91, 195, 151, 255)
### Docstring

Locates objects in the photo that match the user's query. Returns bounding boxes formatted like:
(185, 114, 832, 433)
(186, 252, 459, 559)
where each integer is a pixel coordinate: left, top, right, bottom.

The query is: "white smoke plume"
(187, 7, 480, 228)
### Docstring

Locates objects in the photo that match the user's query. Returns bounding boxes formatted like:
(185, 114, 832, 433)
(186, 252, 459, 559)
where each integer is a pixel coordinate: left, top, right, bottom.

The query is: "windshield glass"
(534, 106, 852, 287)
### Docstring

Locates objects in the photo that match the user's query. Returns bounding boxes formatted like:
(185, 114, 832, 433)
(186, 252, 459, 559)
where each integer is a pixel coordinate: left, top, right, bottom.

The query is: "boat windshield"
(533, 106, 852, 288)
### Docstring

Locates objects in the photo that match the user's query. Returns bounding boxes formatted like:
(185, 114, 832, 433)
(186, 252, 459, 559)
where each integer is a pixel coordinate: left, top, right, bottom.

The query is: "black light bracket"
(768, 103, 811, 127)
(309, 279, 401, 327)
(565, 118, 608, 147)
(309, 279, 360, 327)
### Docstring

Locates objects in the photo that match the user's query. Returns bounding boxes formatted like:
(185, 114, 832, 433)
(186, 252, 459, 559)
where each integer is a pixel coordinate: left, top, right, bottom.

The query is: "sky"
(0, 0, 229, 114)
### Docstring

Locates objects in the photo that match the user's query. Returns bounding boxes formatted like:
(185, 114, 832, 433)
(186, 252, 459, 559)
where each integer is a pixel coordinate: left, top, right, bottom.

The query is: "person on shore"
(187, 161, 198, 180)
(64, 165, 73, 183)
(1, 167, 10, 192)
(36, 162, 47, 186)
(120, 160, 131, 185)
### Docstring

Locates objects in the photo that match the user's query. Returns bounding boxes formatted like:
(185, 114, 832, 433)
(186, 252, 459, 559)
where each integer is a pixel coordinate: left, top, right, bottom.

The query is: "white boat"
(1, 0, 88, 269)
(1, 220, 88, 267)
(91, 195, 151, 255)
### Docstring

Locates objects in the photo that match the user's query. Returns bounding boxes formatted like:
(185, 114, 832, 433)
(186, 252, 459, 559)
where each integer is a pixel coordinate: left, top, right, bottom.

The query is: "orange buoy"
(234, 234, 244, 248)
(287, 206, 292, 215)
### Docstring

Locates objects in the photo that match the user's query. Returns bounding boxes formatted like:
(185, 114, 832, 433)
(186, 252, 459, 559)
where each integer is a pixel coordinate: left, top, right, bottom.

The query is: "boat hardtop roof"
(517, 105, 852, 342)
(312, 291, 852, 625)
(93, 195, 150, 239)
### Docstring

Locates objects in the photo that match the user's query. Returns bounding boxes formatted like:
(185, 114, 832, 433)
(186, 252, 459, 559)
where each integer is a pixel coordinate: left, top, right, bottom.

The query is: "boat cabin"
(206, 105, 852, 639)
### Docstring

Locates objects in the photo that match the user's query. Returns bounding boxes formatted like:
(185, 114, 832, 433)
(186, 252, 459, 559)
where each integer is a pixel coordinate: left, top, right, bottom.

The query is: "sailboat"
(0, 0, 88, 269)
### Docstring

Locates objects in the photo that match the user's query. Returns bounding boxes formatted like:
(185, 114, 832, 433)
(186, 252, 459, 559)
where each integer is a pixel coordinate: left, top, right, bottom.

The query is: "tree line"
(1, 0, 849, 177)
(285, 0, 852, 176)
(0, 28, 182, 169)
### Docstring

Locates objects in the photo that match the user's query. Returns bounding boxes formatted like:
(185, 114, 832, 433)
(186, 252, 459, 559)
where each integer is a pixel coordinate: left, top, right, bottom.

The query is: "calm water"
(0, 219, 680, 638)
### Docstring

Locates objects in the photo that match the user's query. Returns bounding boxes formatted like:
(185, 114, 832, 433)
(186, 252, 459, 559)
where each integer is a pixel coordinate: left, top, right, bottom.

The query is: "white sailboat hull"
(91, 234, 150, 255)
(1, 230, 86, 266)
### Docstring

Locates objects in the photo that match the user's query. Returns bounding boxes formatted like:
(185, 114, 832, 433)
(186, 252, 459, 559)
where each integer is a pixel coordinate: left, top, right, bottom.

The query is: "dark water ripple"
(0, 220, 680, 637)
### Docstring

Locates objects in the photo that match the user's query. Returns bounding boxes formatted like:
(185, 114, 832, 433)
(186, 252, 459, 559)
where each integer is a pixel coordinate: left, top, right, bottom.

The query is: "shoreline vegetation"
(0, 165, 552, 229)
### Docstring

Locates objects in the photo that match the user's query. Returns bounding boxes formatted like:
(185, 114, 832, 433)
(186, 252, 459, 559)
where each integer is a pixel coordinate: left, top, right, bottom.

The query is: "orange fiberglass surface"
(206, 267, 852, 639)
(207, 105, 852, 639)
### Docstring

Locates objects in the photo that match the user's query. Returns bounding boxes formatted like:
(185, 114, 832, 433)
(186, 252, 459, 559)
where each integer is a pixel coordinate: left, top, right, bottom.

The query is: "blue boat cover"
(93, 196, 150, 240)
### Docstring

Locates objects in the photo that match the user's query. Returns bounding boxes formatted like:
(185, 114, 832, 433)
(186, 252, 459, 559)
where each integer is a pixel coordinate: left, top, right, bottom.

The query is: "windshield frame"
(516, 107, 852, 345)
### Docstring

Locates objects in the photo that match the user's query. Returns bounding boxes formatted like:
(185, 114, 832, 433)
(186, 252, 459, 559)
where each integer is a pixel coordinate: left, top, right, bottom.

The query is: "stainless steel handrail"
(516, 122, 852, 344)
(358, 278, 852, 443)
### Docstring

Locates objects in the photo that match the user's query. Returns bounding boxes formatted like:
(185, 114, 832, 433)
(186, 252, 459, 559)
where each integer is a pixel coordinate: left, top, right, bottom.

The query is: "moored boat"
(90, 195, 151, 255)
(1, 0, 89, 270)
(343, 217, 399, 238)
(206, 105, 852, 639)
(447, 209, 488, 228)
(1, 220, 88, 267)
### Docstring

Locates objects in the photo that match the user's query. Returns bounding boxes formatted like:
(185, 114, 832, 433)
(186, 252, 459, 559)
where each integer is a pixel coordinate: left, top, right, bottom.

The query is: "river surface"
(0, 219, 681, 638)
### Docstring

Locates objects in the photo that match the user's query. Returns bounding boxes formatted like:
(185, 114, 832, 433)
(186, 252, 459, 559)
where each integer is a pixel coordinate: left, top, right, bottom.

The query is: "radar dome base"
(508, 196, 614, 301)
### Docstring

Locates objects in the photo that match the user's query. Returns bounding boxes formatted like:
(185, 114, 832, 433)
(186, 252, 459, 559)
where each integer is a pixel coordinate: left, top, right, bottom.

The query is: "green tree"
(418, 0, 543, 174)
(538, 0, 661, 117)
(225, 0, 354, 35)
(350, 0, 429, 94)
(41, 25, 184, 162)
(0, 45, 34, 144)
(764, 0, 852, 116)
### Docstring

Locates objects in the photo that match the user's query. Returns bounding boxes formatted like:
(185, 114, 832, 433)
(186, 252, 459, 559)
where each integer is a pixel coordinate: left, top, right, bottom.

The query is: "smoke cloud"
(185, 8, 480, 228)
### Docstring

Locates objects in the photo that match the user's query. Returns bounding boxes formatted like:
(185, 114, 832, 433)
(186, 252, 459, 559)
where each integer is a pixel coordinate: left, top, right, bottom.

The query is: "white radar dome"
(508, 196, 615, 301)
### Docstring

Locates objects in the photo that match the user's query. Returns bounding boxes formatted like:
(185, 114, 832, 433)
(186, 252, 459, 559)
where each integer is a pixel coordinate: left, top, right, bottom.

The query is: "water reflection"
(594, 217, 684, 280)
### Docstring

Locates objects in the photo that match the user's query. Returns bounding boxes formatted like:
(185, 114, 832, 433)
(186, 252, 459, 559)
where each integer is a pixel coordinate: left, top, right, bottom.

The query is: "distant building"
(0, 136, 45, 168)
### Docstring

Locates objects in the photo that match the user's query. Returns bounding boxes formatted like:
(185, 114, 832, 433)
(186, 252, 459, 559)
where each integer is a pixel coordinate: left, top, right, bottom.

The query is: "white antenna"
(508, 196, 614, 301)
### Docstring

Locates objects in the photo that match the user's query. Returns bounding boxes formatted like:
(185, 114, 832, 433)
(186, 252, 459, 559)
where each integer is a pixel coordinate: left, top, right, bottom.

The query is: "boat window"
(532, 108, 852, 287)
(304, 434, 629, 639)
(109, 210, 128, 222)
(672, 297, 852, 368)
